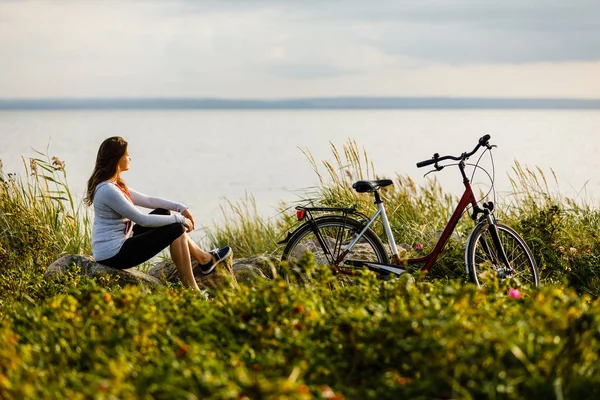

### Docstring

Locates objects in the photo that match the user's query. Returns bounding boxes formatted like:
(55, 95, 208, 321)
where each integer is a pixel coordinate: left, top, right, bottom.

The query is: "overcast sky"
(1, 0, 599, 99)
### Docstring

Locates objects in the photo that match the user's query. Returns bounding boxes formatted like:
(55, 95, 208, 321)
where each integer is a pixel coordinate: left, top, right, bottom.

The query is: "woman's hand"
(183, 218, 194, 232)
(182, 209, 195, 230)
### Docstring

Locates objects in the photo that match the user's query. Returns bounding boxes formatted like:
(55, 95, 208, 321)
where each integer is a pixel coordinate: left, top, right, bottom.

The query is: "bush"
(1, 271, 599, 399)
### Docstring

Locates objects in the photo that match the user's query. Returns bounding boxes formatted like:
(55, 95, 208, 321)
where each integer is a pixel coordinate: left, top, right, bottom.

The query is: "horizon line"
(1, 96, 599, 110)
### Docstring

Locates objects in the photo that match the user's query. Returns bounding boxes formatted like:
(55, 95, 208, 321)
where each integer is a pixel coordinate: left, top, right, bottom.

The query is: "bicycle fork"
(479, 211, 514, 278)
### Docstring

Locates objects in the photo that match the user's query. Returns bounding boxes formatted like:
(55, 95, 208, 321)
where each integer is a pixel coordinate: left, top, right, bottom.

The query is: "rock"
(148, 256, 276, 286)
(47, 253, 273, 292)
(232, 256, 280, 279)
(397, 244, 412, 252)
(147, 253, 239, 291)
(286, 237, 398, 264)
(232, 264, 268, 283)
(45, 254, 162, 287)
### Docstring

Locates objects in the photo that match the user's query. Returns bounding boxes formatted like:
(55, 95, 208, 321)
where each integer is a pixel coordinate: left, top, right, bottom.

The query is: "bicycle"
(279, 135, 539, 288)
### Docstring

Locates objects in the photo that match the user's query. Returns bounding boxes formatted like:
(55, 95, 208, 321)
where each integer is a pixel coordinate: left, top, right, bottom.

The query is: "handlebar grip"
(479, 134, 491, 146)
(416, 158, 436, 168)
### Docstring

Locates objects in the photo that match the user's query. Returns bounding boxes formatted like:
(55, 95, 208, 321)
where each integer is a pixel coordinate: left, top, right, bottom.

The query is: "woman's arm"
(129, 188, 187, 213)
(98, 184, 185, 227)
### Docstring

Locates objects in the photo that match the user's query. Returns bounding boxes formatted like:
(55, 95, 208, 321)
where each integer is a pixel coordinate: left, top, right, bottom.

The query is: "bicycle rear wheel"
(281, 216, 388, 285)
(466, 222, 539, 288)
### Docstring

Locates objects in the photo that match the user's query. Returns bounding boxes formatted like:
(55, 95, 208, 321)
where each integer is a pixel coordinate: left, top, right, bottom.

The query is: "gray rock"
(47, 253, 273, 292)
(231, 261, 269, 283)
(148, 255, 274, 287)
(46, 254, 162, 287)
(232, 256, 280, 279)
(147, 253, 238, 291)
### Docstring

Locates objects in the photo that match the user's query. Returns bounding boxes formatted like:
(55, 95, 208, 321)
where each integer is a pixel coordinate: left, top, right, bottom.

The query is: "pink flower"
(415, 243, 424, 250)
(508, 288, 522, 299)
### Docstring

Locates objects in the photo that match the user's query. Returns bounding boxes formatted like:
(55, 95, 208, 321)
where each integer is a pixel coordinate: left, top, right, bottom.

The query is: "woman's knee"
(168, 222, 186, 239)
(171, 229, 188, 250)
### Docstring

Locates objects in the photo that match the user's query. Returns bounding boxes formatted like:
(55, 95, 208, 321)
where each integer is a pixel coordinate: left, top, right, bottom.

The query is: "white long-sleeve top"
(91, 181, 186, 261)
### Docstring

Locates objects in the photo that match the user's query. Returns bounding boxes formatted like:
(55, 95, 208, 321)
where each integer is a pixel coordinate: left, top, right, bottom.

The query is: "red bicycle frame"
(399, 180, 478, 272)
(330, 158, 488, 276)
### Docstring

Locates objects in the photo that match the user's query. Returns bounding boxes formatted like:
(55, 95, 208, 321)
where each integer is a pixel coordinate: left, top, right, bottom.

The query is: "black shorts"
(97, 208, 185, 270)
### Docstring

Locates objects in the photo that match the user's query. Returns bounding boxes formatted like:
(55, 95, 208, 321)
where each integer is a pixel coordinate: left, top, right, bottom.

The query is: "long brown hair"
(84, 136, 129, 206)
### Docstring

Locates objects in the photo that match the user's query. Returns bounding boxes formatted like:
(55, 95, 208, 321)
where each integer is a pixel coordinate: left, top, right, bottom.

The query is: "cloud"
(282, 0, 600, 64)
(0, 0, 598, 98)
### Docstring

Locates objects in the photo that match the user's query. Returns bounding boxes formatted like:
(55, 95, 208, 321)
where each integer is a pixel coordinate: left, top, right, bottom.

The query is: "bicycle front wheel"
(466, 222, 539, 288)
(281, 216, 388, 285)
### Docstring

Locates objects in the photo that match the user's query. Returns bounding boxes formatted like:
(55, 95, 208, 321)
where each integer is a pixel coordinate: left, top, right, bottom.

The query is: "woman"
(84, 136, 231, 291)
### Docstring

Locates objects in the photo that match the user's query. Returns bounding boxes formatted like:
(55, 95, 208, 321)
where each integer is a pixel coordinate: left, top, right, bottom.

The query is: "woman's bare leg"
(170, 234, 201, 290)
(185, 234, 212, 264)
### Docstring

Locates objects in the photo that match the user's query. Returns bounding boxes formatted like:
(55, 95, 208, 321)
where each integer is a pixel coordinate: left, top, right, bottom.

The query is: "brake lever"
(423, 164, 444, 178)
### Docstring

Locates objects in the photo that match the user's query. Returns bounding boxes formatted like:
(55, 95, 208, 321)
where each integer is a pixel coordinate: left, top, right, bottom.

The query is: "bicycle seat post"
(373, 190, 382, 205)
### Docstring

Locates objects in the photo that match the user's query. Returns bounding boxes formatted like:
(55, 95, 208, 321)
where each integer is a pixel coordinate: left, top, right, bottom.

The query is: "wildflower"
(97, 380, 109, 392)
(415, 243, 424, 250)
(174, 343, 189, 358)
(51, 156, 65, 171)
(320, 386, 345, 400)
(569, 247, 577, 254)
(297, 384, 310, 395)
(508, 288, 521, 299)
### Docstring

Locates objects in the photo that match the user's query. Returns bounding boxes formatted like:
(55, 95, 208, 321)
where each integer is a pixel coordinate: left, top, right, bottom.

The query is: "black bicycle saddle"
(352, 179, 394, 193)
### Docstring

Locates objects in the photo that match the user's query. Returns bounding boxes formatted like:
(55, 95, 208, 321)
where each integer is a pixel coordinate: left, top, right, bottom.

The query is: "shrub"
(1, 270, 599, 399)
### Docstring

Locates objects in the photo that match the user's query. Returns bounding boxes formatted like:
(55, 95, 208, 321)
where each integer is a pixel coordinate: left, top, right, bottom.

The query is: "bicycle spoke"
(281, 217, 388, 286)
(468, 223, 539, 288)
(333, 223, 346, 261)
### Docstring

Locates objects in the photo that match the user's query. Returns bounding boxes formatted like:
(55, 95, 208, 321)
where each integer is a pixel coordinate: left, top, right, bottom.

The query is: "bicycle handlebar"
(416, 134, 492, 169)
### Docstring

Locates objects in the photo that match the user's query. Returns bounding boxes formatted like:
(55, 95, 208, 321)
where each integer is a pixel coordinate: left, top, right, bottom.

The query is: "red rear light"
(296, 209, 306, 221)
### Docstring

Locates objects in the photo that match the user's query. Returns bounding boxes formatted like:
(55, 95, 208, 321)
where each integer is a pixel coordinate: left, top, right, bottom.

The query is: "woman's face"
(117, 149, 131, 173)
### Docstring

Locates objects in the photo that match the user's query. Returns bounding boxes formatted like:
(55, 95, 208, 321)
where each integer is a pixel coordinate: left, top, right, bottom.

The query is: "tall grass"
(210, 139, 600, 295)
(501, 161, 600, 293)
(0, 151, 91, 264)
(205, 194, 293, 258)
(3, 139, 600, 296)
(299, 140, 459, 246)
(209, 140, 468, 277)
(0, 150, 91, 306)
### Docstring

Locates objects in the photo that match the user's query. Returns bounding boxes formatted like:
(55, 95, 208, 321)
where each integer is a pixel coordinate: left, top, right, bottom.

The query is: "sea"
(1, 109, 599, 240)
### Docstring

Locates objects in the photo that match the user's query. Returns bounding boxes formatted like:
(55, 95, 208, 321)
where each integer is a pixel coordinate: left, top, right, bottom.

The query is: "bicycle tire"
(466, 222, 539, 288)
(281, 216, 388, 285)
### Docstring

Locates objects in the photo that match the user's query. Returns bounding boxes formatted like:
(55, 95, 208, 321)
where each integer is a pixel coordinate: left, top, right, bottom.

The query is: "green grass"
(205, 193, 293, 260)
(0, 151, 91, 311)
(208, 139, 600, 294)
(2, 141, 600, 398)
